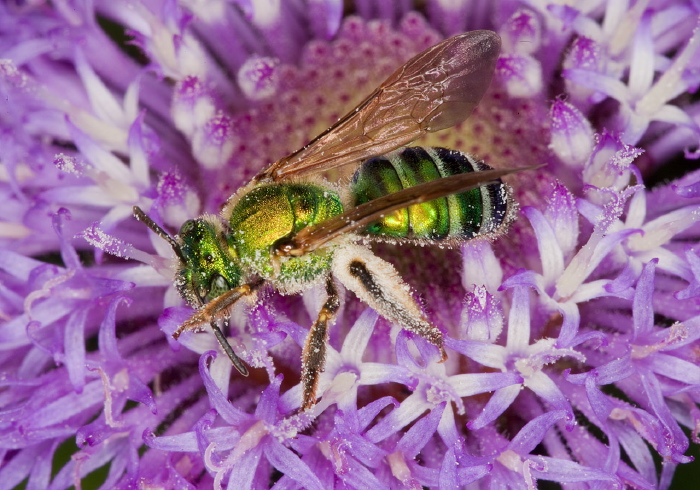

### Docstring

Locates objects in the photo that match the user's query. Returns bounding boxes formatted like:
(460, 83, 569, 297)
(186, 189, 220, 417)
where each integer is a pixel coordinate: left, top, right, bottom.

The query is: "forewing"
(276, 165, 542, 257)
(255, 31, 501, 182)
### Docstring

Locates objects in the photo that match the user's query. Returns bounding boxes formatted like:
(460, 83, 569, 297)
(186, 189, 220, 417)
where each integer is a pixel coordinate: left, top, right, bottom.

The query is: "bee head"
(176, 217, 243, 305)
(133, 207, 243, 306)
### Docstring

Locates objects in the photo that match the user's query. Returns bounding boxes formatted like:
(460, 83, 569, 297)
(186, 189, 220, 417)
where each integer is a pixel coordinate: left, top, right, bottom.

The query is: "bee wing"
(255, 31, 501, 183)
(276, 165, 542, 257)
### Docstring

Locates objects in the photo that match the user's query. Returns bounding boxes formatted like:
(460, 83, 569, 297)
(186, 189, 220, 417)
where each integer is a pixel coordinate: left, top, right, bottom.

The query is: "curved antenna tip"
(132, 206, 186, 263)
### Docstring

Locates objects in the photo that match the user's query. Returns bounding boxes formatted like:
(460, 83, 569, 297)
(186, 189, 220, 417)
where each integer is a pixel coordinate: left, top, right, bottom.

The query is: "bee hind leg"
(331, 243, 446, 361)
(173, 278, 265, 376)
(301, 277, 340, 410)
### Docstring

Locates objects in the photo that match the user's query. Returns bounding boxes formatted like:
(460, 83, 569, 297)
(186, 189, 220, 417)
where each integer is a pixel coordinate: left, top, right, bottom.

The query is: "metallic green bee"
(135, 30, 532, 410)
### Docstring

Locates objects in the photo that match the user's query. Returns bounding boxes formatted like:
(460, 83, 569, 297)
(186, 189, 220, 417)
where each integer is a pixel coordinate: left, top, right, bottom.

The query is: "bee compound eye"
(179, 219, 196, 235)
(213, 275, 228, 291)
(203, 274, 231, 302)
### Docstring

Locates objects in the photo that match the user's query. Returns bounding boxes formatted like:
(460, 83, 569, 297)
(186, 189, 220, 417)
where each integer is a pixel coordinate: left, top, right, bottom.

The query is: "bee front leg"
(301, 277, 340, 410)
(332, 243, 446, 361)
(173, 278, 265, 376)
(210, 318, 249, 377)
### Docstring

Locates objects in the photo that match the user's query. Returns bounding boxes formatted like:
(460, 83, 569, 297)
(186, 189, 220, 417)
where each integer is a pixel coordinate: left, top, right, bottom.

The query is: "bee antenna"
(133, 206, 186, 263)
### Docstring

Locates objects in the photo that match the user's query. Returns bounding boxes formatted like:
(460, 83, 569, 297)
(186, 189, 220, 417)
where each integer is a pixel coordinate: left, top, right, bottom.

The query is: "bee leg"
(301, 277, 340, 410)
(332, 244, 446, 361)
(173, 278, 265, 376)
(211, 319, 249, 376)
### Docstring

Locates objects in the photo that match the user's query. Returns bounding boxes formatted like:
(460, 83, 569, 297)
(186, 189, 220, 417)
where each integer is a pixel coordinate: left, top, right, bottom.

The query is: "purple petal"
(445, 338, 504, 369)
(126, 111, 153, 187)
(508, 410, 570, 455)
(227, 445, 263, 490)
(192, 113, 236, 170)
(505, 286, 531, 350)
(31, 382, 103, 431)
(365, 394, 430, 444)
(529, 456, 619, 485)
(523, 206, 565, 285)
(396, 403, 445, 457)
(458, 463, 492, 486)
(648, 353, 700, 385)
(64, 308, 88, 393)
(237, 56, 280, 101)
(549, 100, 594, 167)
(628, 12, 654, 99)
(264, 441, 324, 490)
(567, 356, 636, 386)
(581, 131, 642, 190)
(500, 269, 546, 295)
(557, 228, 642, 300)
(357, 396, 399, 431)
(562, 36, 604, 105)
(638, 370, 690, 462)
(525, 371, 573, 420)
(333, 453, 385, 489)
(675, 249, 700, 299)
(145, 431, 199, 452)
(496, 54, 543, 98)
(500, 10, 541, 55)
(339, 308, 378, 364)
(171, 76, 218, 139)
(0, 443, 53, 490)
(450, 372, 522, 398)
(632, 259, 657, 339)
(553, 300, 581, 347)
(462, 241, 503, 293)
(543, 181, 579, 258)
(308, 0, 343, 39)
(460, 285, 504, 342)
(564, 68, 629, 107)
(673, 176, 700, 198)
(97, 296, 130, 360)
(468, 384, 521, 430)
(199, 351, 251, 426)
(394, 330, 423, 370)
(438, 447, 458, 489)
(360, 362, 416, 388)
(604, 260, 638, 297)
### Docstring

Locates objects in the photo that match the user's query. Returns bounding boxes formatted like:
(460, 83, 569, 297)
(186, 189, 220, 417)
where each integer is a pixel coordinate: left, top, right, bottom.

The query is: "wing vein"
(254, 31, 502, 183)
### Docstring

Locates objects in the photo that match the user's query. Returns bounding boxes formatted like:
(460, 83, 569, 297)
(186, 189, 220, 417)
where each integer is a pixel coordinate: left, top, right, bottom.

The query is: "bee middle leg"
(332, 243, 446, 361)
(301, 277, 340, 410)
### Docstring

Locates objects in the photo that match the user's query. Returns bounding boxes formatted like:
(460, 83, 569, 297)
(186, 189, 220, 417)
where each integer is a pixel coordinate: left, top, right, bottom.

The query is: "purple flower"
(2, 1, 700, 489)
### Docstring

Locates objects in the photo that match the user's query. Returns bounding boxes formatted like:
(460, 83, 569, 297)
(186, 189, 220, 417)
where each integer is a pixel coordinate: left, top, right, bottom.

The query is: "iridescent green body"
(175, 146, 510, 305)
(350, 147, 509, 241)
(226, 184, 343, 286)
(177, 183, 343, 303)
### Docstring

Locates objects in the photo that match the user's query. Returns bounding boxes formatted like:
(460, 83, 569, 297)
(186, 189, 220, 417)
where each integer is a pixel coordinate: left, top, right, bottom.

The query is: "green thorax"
(350, 146, 509, 241)
(226, 183, 344, 284)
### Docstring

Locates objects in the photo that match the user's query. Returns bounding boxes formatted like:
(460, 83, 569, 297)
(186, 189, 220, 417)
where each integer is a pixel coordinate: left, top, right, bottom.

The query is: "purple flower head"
(2, 1, 700, 489)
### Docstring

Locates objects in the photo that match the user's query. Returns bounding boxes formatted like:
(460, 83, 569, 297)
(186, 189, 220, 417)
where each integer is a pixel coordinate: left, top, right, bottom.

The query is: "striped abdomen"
(350, 147, 511, 242)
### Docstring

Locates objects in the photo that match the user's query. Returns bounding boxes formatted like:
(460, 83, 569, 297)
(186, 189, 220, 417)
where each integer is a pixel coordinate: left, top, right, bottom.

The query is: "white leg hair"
(331, 243, 446, 360)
